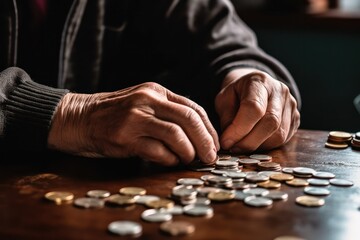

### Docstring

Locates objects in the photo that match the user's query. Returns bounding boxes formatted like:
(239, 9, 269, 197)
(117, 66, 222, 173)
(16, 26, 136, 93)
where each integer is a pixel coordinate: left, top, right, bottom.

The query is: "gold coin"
(328, 131, 352, 140)
(295, 195, 325, 207)
(105, 194, 137, 206)
(119, 187, 146, 196)
(274, 235, 306, 240)
(207, 191, 235, 201)
(285, 178, 309, 187)
(44, 191, 74, 205)
(160, 221, 195, 236)
(257, 180, 281, 189)
(145, 198, 174, 209)
(325, 142, 348, 149)
(270, 173, 294, 182)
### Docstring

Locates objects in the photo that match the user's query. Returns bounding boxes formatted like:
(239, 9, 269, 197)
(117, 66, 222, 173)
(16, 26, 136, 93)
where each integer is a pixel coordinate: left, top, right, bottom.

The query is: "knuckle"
(264, 112, 281, 131)
(242, 98, 266, 116)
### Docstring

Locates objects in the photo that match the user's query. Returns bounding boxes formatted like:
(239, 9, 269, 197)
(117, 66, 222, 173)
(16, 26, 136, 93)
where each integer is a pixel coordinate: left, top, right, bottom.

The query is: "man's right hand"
(48, 82, 219, 166)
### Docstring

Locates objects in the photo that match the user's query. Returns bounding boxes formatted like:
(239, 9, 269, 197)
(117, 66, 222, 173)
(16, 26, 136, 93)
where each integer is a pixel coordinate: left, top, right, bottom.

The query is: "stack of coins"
(238, 158, 260, 170)
(205, 175, 233, 188)
(171, 185, 198, 205)
(214, 160, 239, 171)
(351, 132, 360, 150)
(257, 162, 282, 172)
(325, 131, 352, 149)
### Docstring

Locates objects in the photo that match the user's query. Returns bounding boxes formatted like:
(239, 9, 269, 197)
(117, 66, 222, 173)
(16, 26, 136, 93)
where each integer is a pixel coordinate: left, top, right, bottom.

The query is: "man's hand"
(48, 82, 220, 166)
(215, 68, 300, 153)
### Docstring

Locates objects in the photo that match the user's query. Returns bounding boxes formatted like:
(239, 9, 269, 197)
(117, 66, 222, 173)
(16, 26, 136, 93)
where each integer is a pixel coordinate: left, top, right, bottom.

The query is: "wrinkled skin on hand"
(215, 69, 300, 153)
(48, 82, 220, 166)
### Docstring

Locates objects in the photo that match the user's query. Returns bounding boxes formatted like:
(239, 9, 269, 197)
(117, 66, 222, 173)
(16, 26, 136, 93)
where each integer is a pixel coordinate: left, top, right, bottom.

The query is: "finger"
(133, 138, 179, 166)
(142, 117, 196, 164)
(166, 90, 220, 151)
(215, 86, 239, 132)
(220, 77, 268, 150)
(154, 99, 218, 164)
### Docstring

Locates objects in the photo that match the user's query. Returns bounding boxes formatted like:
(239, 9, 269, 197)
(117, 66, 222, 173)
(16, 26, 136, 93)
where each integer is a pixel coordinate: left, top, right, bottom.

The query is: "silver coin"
(108, 221, 142, 236)
(234, 191, 252, 201)
(245, 174, 269, 183)
(313, 171, 335, 179)
(307, 178, 330, 186)
(172, 185, 197, 198)
(258, 171, 279, 177)
(329, 178, 354, 187)
(304, 187, 331, 196)
(282, 167, 294, 174)
(73, 197, 105, 209)
(243, 187, 269, 196)
(194, 197, 211, 205)
(141, 209, 172, 222)
(159, 205, 184, 215)
(239, 158, 260, 165)
(200, 175, 216, 181)
(183, 205, 214, 217)
(293, 167, 316, 176)
(249, 154, 272, 161)
(196, 187, 221, 197)
(224, 171, 247, 179)
(135, 195, 160, 205)
(86, 190, 111, 198)
(265, 191, 288, 200)
(215, 160, 238, 167)
(244, 196, 273, 207)
(177, 178, 204, 186)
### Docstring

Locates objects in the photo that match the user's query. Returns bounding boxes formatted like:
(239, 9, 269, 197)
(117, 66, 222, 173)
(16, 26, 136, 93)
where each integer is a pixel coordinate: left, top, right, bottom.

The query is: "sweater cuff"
(5, 80, 69, 151)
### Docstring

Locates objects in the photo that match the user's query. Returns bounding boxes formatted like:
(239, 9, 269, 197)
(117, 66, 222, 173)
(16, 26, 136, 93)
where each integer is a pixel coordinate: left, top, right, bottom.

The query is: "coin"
(208, 190, 235, 202)
(281, 167, 294, 174)
(105, 194, 137, 206)
(307, 178, 330, 186)
(244, 196, 273, 207)
(295, 195, 325, 207)
(304, 187, 330, 196)
(135, 195, 160, 205)
(159, 205, 184, 215)
(273, 235, 306, 240)
(177, 178, 204, 186)
(286, 178, 309, 187)
(325, 142, 348, 149)
(249, 154, 272, 161)
(234, 190, 252, 201)
(183, 205, 214, 217)
(119, 187, 146, 196)
(160, 221, 195, 236)
(146, 198, 175, 209)
(108, 220, 142, 236)
(73, 197, 105, 209)
(245, 174, 269, 183)
(44, 191, 74, 205)
(265, 191, 288, 200)
(313, 171, 335, 179)
(86, 190, 111, 198)
(243, 187, 269, 196)
(141, 209, 172, 222)
(270, 173, 294, 182)
(329, 178, 354, 187)
(257, 180, 281, 189)
(292, 167, 316, 176)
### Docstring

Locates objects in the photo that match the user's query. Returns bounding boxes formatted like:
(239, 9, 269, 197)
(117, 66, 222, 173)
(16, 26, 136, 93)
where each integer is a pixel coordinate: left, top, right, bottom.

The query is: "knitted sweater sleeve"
(0, 67, 69, 151)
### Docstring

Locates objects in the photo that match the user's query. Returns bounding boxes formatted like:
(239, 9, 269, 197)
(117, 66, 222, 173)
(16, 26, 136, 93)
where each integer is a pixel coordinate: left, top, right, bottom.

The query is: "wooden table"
(0, 129, 359, 240)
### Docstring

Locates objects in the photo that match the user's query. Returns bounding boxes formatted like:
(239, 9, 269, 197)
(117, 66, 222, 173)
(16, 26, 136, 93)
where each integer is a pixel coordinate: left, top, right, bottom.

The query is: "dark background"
(231, 0, 360, 133)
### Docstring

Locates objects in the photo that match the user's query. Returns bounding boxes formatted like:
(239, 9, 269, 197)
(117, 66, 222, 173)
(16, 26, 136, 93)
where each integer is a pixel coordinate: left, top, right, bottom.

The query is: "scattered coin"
(243, 188, 269, 196)
(108, 220, 142, 237)
(183, 204, 214, 217)
(135, 195, 160, 205)
(105, 194, 137, 206)
(304, 187, 330, 196)
(146, 198, 175, 209)
(119, 187, 146, 196)
(313, 171, 335, 179)
(273, 235, 306, 240)
(74, 197, 105, 209)
(292, 167, 316, 176)
(329, 178, 354, 187)
(208, 190, 235, 202)
(160, 221, 195, 236)
(257, 180, 281, 189)
(177, 178, 204, 186)
(325, 142, 348, 149)
(244, 196, 273, 207)
(86, 190, 111, 198)
(307, 178, 330, 186)
(281, 167, 294, 174)
(141, 209, 172, 222)
(286, 178, 309, 187)
(270, 173, 294, 182)
(249, 154, 272, 162)
(295, 196, 325, 207)
(44, 191, 74, 205)
(265, 191, 288, 201)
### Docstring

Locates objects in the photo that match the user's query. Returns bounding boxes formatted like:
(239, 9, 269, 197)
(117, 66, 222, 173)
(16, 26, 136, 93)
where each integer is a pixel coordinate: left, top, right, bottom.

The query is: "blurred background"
(231, 0, 360, 132)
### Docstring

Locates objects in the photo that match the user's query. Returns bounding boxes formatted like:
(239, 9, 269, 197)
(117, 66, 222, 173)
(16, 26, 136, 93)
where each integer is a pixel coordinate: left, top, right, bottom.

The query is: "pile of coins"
(43, 154, 354, 238)
(325, 130, 360, 150)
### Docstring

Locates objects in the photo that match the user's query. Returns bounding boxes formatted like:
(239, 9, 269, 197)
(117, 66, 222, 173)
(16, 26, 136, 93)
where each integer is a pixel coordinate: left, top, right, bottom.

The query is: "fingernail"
(205, 149, 217, 163)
